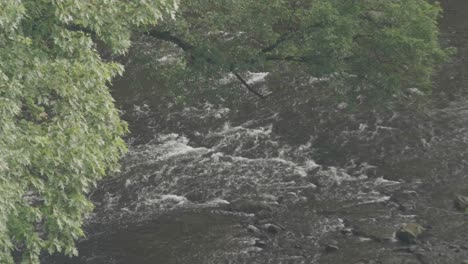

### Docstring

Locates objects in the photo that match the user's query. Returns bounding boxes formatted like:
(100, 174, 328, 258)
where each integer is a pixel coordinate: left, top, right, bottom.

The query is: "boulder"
(263, 223, 283, 234)
(254, 239, 267, 248)
(325, 244, 339, 253)
(396, 223, 425, 244)
(247, 225, 261, 235)
(454, 195, 468, 212)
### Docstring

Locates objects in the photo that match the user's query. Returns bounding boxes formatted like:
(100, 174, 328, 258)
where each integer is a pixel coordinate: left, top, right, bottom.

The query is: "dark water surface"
(46, 1, 468, 263)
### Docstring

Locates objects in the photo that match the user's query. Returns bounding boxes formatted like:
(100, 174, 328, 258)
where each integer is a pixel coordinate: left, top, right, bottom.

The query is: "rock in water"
(396, 223, 425, 244)
(325, 244, 339, 253)
(263, 223, 283, 234)
(454, 195, 468, 212)
(247, 225, 261, 235)
(255, 239, 267, 249)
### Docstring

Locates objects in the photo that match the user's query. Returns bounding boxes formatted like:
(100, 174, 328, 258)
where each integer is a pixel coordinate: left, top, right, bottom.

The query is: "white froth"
(160, 194, 188, 204)
(246, 72, 269, 84)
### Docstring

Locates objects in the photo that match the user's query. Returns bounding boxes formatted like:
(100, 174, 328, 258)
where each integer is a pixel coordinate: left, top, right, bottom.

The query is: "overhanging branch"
(146, 30, 194, 51)
(264, 55, 313, 63)
(261, 33, 289, 53)
(232, 72, 266, 99)
(145, 30, 267, 99)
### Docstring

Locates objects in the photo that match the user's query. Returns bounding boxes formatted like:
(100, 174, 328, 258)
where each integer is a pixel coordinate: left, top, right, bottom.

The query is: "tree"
(0, 0, 452, 263)
(143, 0, 452, 104)
(0, 0, 177, 263)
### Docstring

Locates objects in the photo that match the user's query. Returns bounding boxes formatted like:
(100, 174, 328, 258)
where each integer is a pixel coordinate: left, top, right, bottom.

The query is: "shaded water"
(46, 1, 468, 263)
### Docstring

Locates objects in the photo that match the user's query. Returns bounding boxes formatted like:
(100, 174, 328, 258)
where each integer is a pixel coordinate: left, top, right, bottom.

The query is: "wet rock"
(398, 201, 416, 212)
(185, 190, 205, 202)
(340, 227, 353, 235)
(396, 223, 425, 244)
(263, 223, 283, 234)
(247, 225, 261, 235)
(324, 244, 339, 253)
(306, 165, 322, 176)
(454, 195, 468, 212)
(259, 194, 280, 203)
(256, 209, 274, 219)
(449, 244, 460, 250)
(390, 191, 418, 212)
(278, 192, 298, 204)
(254, 239, 267, 248)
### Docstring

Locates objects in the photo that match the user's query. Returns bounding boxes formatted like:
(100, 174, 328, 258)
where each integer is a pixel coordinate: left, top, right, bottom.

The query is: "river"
(45, 1, 468, 264)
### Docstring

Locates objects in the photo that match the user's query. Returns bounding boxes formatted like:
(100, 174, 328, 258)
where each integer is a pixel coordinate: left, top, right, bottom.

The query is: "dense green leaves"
(147, 0, 451, 104)
(0, 0, 177, 263)
(0, 0, 452, 262)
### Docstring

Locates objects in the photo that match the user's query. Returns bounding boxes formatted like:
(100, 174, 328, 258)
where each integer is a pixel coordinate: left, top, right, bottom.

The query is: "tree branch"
(264, 55, 313, 63)
(232, 72, 266, 99)
(261, 33, 289, 53)
(146, 29, 269, 99)
(146, 30, 194, 51)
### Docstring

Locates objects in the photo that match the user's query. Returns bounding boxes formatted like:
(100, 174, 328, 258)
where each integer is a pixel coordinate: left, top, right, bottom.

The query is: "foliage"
(0, 0, 177, 263)
(145, 0, 452, 105)
(0, 0, 453, 262)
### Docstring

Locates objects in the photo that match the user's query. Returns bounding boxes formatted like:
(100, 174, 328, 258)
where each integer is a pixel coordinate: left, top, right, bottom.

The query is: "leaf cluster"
(0, 0, 177, 263)
(146, 0, 452, 105)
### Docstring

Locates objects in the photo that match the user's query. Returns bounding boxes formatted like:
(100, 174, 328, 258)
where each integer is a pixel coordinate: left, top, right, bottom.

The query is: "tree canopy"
(0, 0, 177, 263)
(0, 0, 452, 263)
(143, 0, 451, 103)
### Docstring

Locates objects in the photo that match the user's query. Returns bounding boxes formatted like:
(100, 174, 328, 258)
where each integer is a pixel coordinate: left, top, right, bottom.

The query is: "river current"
(46, 1, 468, 264)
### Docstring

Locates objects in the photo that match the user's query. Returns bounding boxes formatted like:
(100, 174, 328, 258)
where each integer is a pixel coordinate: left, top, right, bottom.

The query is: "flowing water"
(46, 1, 468, 264)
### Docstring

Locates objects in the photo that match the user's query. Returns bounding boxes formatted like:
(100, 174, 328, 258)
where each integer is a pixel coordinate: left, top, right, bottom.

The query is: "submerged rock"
(247, 225, 261, 235)
(263, 223, 283, 234)
(340, 227, 353, 235)
(254, 239, 267, 249)
(396, 223, 425, 244)
(324, 244, 339, 253)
